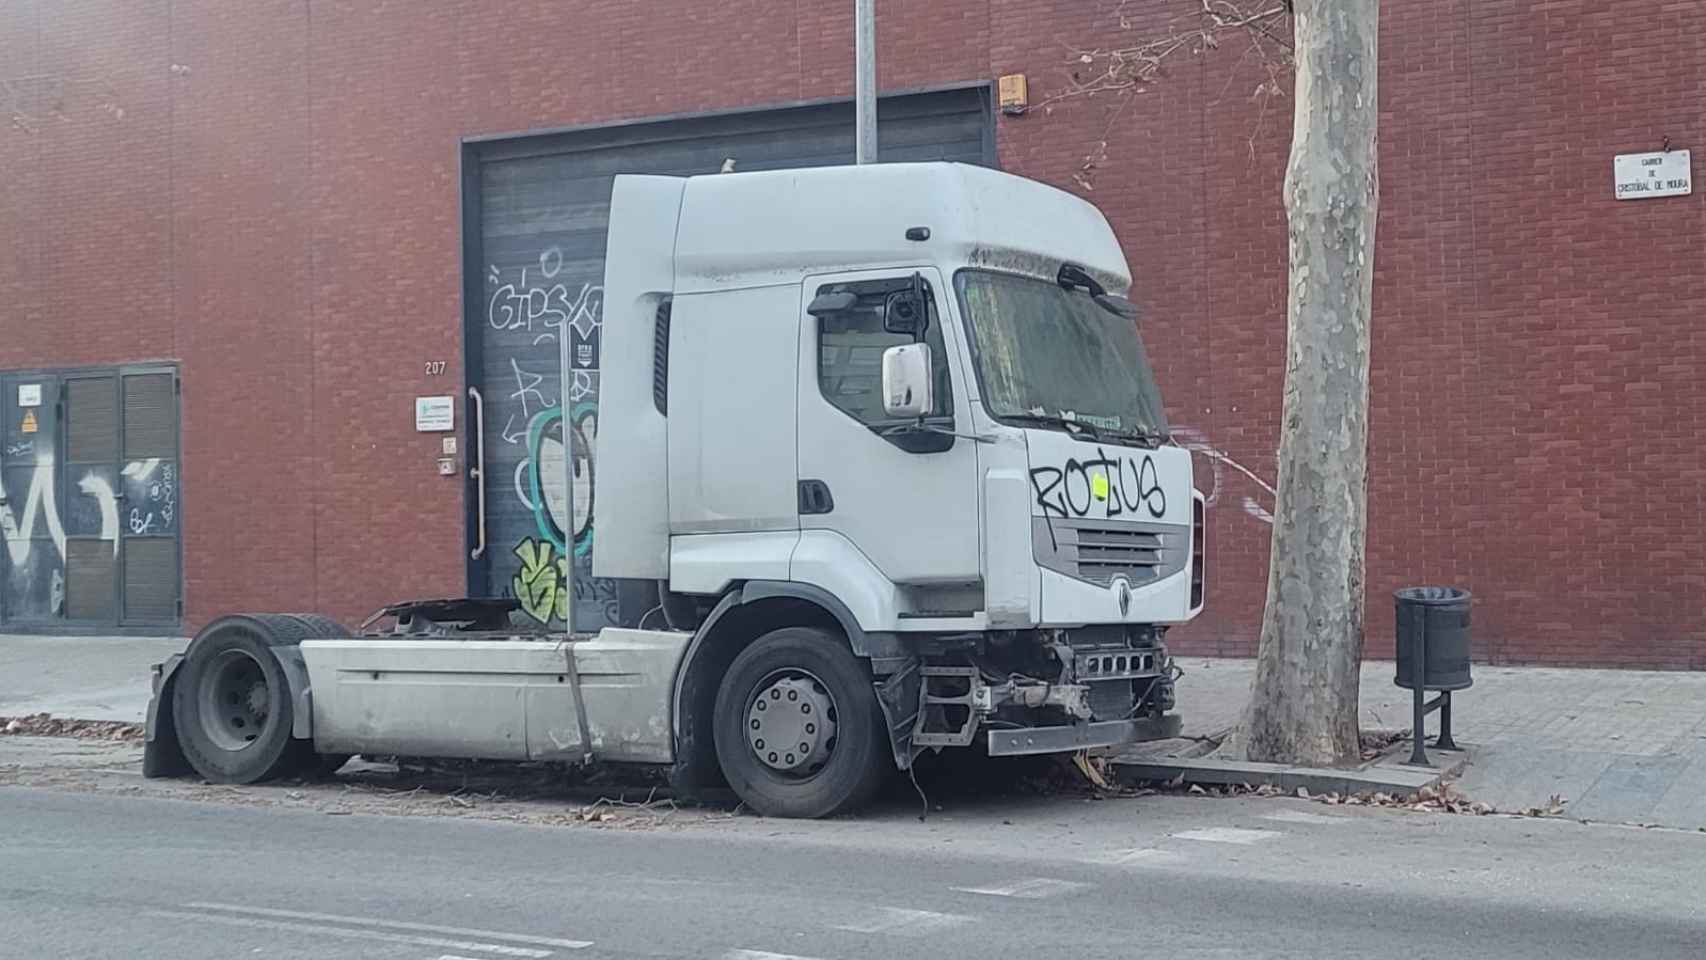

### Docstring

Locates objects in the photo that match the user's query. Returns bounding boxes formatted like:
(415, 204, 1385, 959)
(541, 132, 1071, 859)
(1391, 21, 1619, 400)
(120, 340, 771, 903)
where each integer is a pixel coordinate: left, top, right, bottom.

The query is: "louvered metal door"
(118, 369, 180, 623)
(54, 365, 180, 626)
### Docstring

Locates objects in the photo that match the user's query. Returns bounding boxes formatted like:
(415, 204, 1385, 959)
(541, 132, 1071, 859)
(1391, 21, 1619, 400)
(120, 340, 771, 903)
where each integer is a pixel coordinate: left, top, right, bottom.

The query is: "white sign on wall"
(17, 384, 42, 408)
(1614, 149, 1692, 200)
(414, 395, 455, 432)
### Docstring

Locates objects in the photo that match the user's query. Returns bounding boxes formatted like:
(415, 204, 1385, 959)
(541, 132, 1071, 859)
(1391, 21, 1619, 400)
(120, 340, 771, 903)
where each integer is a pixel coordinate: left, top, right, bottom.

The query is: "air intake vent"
(1075, 524, 1165, 584)
(651, 298, 672, 415)
(1033, 518, 1188, 587)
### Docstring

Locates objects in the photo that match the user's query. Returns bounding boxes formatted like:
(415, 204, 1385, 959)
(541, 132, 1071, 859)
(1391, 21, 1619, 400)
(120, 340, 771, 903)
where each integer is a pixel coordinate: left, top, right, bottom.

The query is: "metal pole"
(1437, 692, 1458, 751)
(1407, 604, 1429, 766)
(558, 303, 576, 638)
(854, 0, 877, 164)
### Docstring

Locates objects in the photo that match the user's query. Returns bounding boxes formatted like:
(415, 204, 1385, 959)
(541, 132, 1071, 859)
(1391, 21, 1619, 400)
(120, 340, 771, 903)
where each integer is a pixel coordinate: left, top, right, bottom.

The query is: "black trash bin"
(1393, 586, 1472, 765)
(1394, 587, 1473, 691)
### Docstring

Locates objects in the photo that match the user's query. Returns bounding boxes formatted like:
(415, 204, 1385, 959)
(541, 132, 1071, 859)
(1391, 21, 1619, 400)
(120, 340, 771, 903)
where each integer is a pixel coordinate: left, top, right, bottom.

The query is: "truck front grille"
(1033, 518, 1190, 587)
(1076, 525, 1165, 583)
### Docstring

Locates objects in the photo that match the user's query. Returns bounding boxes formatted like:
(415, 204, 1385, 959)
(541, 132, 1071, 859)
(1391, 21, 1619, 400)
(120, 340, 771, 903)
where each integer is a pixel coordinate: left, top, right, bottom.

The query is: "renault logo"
(1115, 578, 1132, 618)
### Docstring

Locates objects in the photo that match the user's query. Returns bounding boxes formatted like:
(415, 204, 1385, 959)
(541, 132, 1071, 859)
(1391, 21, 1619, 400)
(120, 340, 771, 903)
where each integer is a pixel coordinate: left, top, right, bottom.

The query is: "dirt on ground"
(1, 713, 145, 742)
(0, 735, 723, 830)
(0, 724, 1171, 830)
(2, 722, 1525, 828)
(0, 728, 1107, 829)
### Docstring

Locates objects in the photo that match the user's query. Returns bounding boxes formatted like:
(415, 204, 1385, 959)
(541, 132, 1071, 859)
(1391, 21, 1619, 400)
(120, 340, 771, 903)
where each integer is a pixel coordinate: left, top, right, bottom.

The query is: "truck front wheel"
(711, 626, 889, 818)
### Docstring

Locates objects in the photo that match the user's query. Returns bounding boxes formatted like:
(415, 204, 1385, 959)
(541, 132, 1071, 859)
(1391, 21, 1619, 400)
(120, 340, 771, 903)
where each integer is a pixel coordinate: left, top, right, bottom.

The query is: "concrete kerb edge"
(1108, 741, 1473, 798)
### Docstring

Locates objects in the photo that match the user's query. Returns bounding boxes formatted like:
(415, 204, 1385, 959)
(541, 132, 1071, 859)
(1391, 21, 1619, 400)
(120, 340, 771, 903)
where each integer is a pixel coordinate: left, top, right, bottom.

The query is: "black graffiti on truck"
(1029, 447, 1166, 520)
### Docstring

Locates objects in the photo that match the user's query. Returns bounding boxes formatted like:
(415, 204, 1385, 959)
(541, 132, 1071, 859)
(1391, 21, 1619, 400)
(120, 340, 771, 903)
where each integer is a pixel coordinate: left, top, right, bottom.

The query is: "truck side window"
(814, 279, 955, 434)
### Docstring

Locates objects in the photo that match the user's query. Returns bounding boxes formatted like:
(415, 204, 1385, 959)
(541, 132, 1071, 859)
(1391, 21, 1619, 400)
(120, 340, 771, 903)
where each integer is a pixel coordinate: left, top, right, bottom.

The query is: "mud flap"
(267, 644, 316, 741)
(872, 657, 921, 771)
(142, 655, 190, 778)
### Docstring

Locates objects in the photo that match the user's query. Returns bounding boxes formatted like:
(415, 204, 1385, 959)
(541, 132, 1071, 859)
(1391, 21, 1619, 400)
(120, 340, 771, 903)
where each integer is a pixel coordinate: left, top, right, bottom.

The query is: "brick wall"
(2, 0, 1701, 666)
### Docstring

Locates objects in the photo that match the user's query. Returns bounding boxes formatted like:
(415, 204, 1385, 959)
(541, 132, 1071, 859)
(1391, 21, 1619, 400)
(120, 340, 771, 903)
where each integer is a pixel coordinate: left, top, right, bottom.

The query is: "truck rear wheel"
(712, 626, 889, 818)
(172, 617, 308, 784)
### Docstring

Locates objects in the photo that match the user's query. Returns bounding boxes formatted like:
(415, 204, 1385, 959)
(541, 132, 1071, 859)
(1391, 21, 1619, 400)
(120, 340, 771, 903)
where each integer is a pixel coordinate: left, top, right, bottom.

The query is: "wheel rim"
(197, 648, 272, 751)
(745, 668, 838, 779)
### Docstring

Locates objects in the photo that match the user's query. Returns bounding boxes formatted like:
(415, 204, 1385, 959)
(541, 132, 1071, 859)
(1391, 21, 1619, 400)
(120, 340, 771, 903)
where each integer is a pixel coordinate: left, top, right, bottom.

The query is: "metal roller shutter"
(465, 86, 994, 630)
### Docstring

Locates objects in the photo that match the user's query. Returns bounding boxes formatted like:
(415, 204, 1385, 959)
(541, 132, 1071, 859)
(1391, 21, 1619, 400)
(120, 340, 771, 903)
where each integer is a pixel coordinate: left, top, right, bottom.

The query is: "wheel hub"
(198, 648, 271, 751)
(243, 680, 271, 721)
(747, 673, 838, 773)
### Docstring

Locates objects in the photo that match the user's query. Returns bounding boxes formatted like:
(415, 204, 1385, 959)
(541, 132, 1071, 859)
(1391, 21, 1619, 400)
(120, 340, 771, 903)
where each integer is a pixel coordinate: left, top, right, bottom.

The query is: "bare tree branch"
(1059, 0, 1292, 98)
(1042, 0, 1296, 171)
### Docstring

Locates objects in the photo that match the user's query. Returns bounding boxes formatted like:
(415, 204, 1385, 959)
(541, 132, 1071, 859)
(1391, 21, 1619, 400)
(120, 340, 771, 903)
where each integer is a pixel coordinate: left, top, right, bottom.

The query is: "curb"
(1107, 742, 1472, 798)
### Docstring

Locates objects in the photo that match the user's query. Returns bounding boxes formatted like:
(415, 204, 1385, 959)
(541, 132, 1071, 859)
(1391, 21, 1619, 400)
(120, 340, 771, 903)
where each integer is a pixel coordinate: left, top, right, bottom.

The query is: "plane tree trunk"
(1242, 0, 1381, 767)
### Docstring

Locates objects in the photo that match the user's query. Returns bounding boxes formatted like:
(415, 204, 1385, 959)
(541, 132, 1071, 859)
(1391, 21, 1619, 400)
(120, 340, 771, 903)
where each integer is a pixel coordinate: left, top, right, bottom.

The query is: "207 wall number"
(425, 361, 447, 376)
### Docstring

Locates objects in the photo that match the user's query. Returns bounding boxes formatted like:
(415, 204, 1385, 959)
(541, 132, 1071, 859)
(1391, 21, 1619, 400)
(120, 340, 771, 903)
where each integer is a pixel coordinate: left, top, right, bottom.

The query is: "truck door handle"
(468, 386, 487, 560)
(798, 479, 835, 515)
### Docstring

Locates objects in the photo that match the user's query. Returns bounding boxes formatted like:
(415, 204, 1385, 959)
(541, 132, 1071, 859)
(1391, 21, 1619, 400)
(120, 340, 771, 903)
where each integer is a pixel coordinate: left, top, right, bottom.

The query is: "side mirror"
(881, 342, 933, 419)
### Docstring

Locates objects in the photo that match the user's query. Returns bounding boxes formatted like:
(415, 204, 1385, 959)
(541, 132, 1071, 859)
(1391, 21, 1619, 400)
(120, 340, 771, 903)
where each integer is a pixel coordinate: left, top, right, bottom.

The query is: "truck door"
(795, 268, 981, 604)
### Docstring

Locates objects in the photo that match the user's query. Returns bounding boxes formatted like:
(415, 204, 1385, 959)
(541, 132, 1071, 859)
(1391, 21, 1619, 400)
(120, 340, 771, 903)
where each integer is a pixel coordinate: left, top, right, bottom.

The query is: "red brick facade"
(2, 1, 1702, 666)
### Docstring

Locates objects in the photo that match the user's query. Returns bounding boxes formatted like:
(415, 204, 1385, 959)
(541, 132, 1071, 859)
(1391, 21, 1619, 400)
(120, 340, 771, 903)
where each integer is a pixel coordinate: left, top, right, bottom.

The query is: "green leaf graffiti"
(512, 537, 567, 624)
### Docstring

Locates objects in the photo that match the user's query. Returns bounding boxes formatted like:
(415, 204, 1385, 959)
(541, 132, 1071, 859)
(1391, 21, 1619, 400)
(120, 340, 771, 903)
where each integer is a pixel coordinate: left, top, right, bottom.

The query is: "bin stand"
(1404, 603, 1460, 766)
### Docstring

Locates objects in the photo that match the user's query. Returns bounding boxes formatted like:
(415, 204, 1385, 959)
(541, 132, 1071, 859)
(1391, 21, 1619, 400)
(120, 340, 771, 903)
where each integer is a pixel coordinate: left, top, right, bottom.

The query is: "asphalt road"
(3, 778, 1704, 960)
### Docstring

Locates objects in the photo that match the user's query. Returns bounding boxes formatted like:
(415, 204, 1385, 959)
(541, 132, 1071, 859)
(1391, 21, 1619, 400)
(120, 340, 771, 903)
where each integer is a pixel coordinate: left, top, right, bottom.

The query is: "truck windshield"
(955, 269, 1168, 440)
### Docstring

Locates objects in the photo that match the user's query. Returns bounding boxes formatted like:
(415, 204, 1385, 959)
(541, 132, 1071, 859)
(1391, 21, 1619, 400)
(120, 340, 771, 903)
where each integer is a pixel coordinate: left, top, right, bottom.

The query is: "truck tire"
(279, 613, 354, 640)
(712, 626, 889, 818)
(172, 616, 314, 784)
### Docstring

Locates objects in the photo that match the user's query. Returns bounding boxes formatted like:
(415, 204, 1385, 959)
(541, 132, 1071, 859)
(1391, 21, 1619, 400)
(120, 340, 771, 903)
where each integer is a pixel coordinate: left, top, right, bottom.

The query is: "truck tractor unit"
(145, 162, 1205, 818)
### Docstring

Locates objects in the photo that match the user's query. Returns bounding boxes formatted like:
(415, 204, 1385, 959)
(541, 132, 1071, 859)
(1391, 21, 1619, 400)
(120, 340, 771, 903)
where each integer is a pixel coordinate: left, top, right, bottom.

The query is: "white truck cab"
(144, 162, 1204, 819)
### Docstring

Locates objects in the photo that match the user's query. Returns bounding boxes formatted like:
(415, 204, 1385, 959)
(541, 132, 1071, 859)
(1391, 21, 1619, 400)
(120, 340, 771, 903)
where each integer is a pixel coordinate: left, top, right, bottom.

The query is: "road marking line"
(183, 901, 591, 948)
(1261, 810, 1350, 825)
(147, 910, 552, 957)
(1172, 827, 1282, 845)
(724, 950, 827, 960)
(952, 877, 1091, 899)
(1087, 848, 1184, 866)
(832, 907, 972, 936)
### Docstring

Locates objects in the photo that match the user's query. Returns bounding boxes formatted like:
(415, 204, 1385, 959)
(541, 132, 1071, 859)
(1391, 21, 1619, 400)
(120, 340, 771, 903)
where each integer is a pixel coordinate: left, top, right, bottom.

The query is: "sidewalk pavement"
(4, 634, 1705, 831)
(0, 634, 186, 723)
(1145, 657, 1706, 829)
